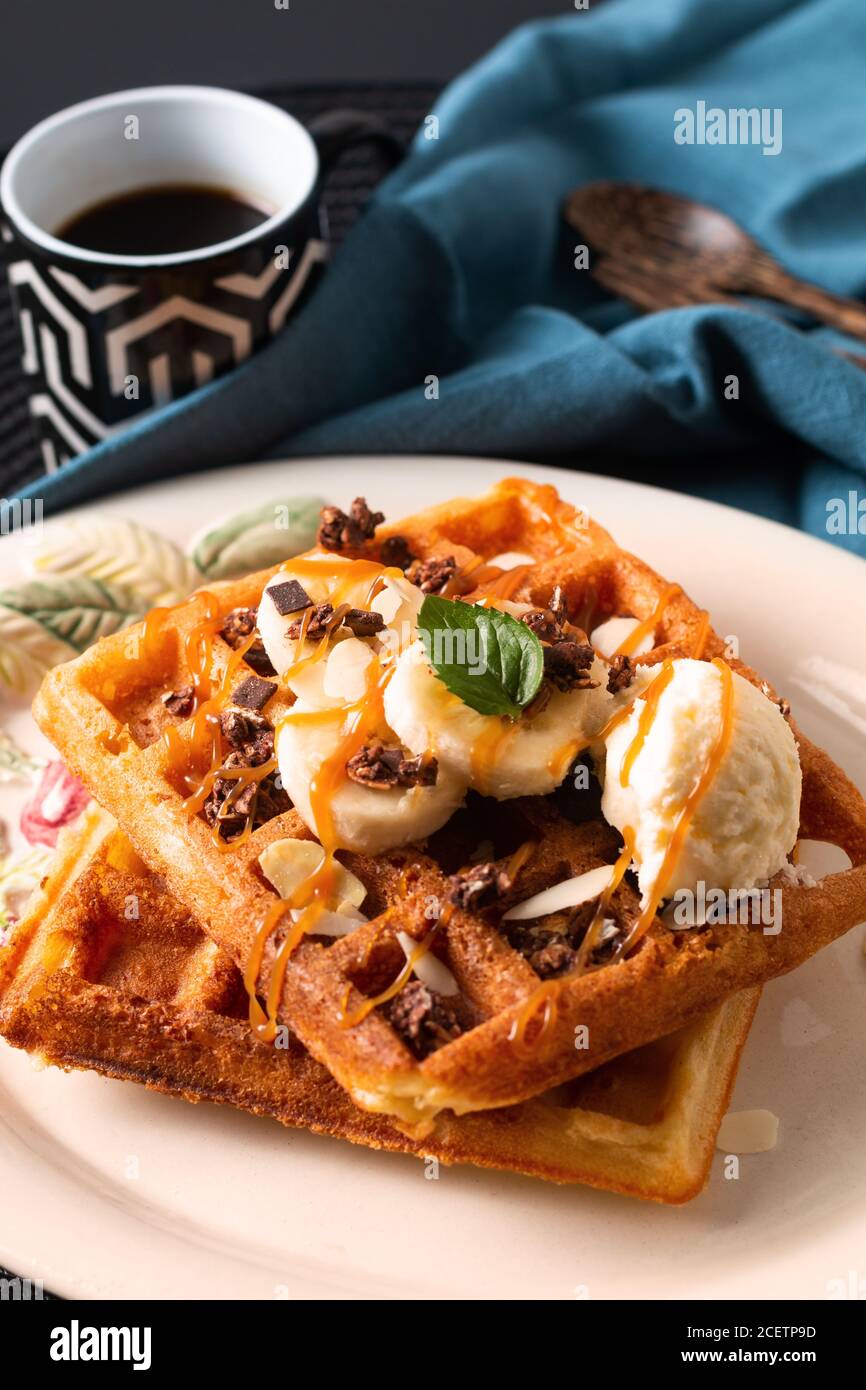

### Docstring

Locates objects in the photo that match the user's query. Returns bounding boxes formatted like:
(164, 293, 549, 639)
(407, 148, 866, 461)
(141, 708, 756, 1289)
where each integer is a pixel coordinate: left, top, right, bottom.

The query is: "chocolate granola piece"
(520, 609, 561, 644)
(219, 709, 275, 765)
(231, 674, 277, 712)
(346, 741, 438, 789)
(385, 979, 462, 1060)
(317, 496, 385, 552)
(380, 535, 415, 571)
(219, 606, 276, 678)
(607, 653, 635, 694)
(530, 937, 577, 979)
(349, 496, 384, 539)
(406, 554, 458, 595)
(543, 640, 597, 692)
(161, 685, 195, 718)
(203, 751, 289, 839)
(220, 606, 256, 646)
(778, 697, 791, 720)
(267, 579, 312, 617)
(447, 860, 511, 910)
(343, 607, 386, 638)
(317, 507, 347, 552)
(286, 601, 335, 640)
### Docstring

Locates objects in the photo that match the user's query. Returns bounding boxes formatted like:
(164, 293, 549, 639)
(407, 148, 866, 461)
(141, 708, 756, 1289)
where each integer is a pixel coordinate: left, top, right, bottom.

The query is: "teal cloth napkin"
(17, 0, 866, 556)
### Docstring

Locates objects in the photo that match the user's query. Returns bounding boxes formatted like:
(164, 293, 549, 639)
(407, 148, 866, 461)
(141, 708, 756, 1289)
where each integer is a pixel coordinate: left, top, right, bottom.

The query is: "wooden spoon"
(564, 182, 866, 344)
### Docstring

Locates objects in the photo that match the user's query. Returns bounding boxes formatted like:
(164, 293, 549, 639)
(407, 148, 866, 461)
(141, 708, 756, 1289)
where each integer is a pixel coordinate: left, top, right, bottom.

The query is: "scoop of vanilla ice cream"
(601, 658, 801, 901)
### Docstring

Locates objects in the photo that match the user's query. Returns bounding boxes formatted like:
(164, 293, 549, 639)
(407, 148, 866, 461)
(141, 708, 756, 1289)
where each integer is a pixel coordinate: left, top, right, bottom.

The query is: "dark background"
(0, 0, 572, 495)
(0, 0, 565, 149)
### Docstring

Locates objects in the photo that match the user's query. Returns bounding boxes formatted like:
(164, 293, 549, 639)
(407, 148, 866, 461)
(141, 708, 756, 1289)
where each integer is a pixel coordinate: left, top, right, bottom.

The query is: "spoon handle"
(751, 268, 866, 343)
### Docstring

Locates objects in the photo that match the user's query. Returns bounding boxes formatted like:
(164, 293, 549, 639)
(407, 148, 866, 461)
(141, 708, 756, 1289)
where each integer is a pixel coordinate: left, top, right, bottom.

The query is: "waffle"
(32, 479, 866, 1129)
(0, 810, 760, 1204)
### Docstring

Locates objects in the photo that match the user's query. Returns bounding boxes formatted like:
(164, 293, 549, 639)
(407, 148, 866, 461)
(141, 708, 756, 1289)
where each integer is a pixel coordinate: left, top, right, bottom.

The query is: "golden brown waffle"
(0, 810, 760, 1204)
(32, 479, 866, 1128)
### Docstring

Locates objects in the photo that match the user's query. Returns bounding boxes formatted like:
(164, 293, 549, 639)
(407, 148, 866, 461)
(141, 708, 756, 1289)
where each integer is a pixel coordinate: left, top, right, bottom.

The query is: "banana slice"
(276, 701, 467, 854)
(257, 555, 370, 677)
(384, 640, 614, 798)
(258, 559, 422, 682)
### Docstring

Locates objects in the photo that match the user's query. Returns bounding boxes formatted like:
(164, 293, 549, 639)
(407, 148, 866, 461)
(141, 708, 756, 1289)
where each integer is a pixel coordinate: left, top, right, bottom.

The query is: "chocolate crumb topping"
(220, 607, 256, 646)
(406, 555, 457, 595)
(161, 685, 195, 718)
(521, 609, 561, 643)
(267, 579, 312, 617)
(530, 938, 577, 979)
(607, 653, 635, 694)
(778, 697, 791, 720)
(203, 755, 289, 840)
(447, 860, 511, 910)
(346, 741, 438, 789)
(343, 607, 386, 638)
(219, 710, 274, 764)
(317, 497, 384, 551)
(385, 979, 462, 1059)
(286, 601, 335, 641)
(543, 640, 597, 692)
(231, 674, 277, 712)
(219, 606, 276, 677)
(380, 535, 415, 571)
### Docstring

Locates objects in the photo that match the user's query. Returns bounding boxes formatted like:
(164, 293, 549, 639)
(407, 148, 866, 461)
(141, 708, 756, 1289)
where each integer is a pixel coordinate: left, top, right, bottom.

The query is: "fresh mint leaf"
(418, 595, 543, 718)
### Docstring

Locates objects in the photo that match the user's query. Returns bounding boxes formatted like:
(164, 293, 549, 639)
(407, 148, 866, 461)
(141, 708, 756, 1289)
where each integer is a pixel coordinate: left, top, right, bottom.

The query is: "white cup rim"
(0, 84, 320, 269)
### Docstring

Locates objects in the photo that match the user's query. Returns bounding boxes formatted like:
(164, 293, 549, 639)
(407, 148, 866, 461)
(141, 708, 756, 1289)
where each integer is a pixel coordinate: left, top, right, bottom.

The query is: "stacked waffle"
(3, 478, 865, 1204)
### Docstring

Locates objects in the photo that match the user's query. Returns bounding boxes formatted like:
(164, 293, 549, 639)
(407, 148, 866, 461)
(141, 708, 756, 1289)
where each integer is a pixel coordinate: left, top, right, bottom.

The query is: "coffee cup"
(0, 85, 401, 472)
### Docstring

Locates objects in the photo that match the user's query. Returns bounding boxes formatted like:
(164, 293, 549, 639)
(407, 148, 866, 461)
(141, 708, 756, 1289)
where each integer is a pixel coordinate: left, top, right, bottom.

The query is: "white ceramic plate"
(1, 456, 865, 1301)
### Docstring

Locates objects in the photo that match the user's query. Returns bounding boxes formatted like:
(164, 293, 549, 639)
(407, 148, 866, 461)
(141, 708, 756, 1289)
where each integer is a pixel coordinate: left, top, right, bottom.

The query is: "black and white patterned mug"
(0, 85, 401, 473)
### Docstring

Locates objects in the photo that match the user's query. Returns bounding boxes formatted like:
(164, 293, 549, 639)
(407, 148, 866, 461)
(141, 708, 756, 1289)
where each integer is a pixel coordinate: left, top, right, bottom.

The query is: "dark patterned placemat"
(0, 80, 437, 1301)
(0, 81, 438, 499)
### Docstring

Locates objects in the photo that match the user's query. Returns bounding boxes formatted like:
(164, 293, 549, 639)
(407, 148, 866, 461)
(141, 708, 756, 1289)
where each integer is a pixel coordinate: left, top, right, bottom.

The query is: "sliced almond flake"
(396, 930, 460, 996)
(258, 838, 366, 908)
(371, 585, 403, 623)
(486, 550, 535, 569)
(590, 615, 652, 659)
(502, 864, 615, 922)
(290, 901, 368, 937)
(371, 574, 424, 625)
(716, 1109, 779, 1155)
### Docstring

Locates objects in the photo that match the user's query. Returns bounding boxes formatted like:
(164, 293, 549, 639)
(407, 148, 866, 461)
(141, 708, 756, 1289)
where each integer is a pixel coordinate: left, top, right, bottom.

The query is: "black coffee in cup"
(57, 184, 276, 257)
(1, 85, 401, 470)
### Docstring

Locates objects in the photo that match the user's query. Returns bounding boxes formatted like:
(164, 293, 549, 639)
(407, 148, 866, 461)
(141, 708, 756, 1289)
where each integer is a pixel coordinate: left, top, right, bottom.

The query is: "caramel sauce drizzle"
(478, 563, 535, 602)
(613, 583, 680, 658)
(508, 830, 635, 1047)
(619, 660, 675, 787)
(544, 686, 637, 781)
(339, 920, 442, 1030)
(337, 841, 534, 1035)
(244, 900, 292, 1039)
(505, 839, 537, 884)
(470, 715, 519, 791)
(248, 581, 398, 1037)
(691, 610, 711, 660)
(508, 658, 735, 1047)
(141, 605, 171, 661)
(442, 554, 487, 598)
(613, 657, 736, 960)
(572, 828, 636, 974)
(499, 477, 589, 548)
